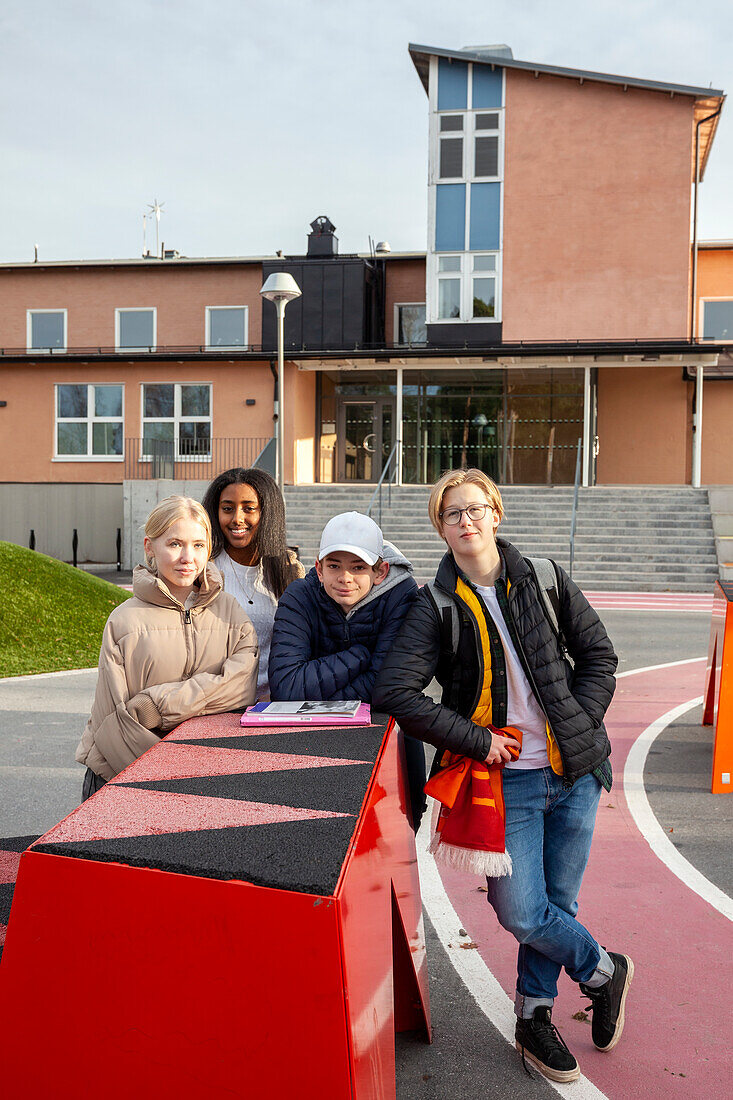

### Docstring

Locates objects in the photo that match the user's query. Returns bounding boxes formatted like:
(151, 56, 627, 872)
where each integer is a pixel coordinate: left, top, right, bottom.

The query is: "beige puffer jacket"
(76, 562, 259, 780)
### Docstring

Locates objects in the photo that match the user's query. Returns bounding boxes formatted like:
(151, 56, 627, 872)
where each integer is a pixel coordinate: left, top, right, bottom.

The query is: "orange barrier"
(702, 580, 733, 793)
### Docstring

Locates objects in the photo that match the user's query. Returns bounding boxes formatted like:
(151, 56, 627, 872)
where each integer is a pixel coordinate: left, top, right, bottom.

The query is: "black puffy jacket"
(372, 538, 617, 783)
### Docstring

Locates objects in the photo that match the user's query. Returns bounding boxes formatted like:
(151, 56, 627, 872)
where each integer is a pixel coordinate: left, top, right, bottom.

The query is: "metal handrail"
(569, 437, 583, 580)
(366, 440, 401, 528)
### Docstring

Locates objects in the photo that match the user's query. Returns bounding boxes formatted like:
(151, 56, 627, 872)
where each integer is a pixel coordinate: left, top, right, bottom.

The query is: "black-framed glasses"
(439, 503, 492, 526)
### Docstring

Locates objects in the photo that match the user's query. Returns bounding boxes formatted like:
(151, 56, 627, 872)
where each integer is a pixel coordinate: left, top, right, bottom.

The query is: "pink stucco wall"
(0, 261, 264, 350)
(501, 70, 694, 342)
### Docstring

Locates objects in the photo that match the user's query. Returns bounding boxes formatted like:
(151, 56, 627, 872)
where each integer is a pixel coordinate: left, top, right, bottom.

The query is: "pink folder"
(240, 702, 372, 727)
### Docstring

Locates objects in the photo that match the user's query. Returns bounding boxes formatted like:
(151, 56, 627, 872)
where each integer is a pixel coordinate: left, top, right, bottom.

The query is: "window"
(206, 306, 248, 349)
(55, 384, 123, 459)
(141, 383, 212, 458)
(474, 112, 499, 178)
(702, 300, 733, 340)
(116, 308, 156, 351)
(395, 304, 427, 344)
(437, 256, 462, 320)
(28, 310, 66, 352)
(432, 253, 499, 323)
(439, 115, 464, 179)
(472, 254, 496, 318)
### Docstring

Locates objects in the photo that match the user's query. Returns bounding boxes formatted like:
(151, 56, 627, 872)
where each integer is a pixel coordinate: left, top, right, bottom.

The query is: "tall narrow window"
(55, 383, 123, 458)
(28, 310, 67, 352)
(474, 113, 499, 178)
(437, 256, 462, 320)
(439, 115, 464, 179)
(116, 308, 156, 351)
(142, 383, 212, 458)
(472, 255, 496, 318)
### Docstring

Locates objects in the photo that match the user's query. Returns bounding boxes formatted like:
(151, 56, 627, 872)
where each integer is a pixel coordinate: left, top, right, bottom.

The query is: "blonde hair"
(428, 468, 504, 533)
(144, 496, 212, 569)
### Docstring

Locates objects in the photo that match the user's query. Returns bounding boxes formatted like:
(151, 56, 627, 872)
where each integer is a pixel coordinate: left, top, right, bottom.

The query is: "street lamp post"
(259, 272, 302, 490)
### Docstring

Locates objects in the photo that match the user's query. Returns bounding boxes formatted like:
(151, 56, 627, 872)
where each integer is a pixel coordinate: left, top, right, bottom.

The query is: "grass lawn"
(0, 542, 131, 677)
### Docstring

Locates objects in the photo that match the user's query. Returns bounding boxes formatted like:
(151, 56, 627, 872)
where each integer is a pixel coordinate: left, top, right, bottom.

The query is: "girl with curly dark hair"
(202, 468, 303, 700)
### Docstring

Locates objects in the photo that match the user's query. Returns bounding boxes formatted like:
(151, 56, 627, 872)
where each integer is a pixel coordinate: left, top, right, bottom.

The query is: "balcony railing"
(124, 437, 271, 480)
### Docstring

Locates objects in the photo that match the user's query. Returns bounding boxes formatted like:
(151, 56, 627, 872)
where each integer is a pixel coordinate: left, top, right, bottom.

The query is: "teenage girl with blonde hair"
(77, 495, 259, 799)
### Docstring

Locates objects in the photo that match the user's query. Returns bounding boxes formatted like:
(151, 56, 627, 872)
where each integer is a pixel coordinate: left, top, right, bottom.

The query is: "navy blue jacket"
(268, 542, 418, 702)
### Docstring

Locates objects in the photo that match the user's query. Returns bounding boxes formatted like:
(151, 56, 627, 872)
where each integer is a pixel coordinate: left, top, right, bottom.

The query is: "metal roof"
(409, 43, 725, 181)
(0, 250, 425, 272)
(408, 42, 724, 99)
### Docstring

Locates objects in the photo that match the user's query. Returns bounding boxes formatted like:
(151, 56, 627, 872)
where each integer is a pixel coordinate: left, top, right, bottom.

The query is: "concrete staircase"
(284, 485, 720, 593)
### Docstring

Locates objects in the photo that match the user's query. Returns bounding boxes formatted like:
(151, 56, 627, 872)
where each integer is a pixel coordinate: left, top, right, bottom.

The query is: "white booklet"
(254, 700, 362, 717)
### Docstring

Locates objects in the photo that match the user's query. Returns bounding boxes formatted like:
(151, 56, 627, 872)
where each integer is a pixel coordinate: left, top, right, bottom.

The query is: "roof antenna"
(146, 198, 165, 256)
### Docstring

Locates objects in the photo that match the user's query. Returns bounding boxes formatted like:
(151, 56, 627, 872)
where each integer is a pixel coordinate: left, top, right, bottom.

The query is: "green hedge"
(0, 542, 131, 677)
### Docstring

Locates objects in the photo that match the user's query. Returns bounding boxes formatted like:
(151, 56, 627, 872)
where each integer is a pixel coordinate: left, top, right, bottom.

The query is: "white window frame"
(471, 111, 502, 182)
(427, 58, 506, 326)
(699, 297, 733, 341)
(53, 382, 124, 462)
(27, 309, 67, 353)
(393, 302, 427, 345)
(140, 381, 213, 461)
(205, 305, 249, 350)
(427, 252, 502, 324)
(436, 114, 466, 181)
(115, 307, 157, 352)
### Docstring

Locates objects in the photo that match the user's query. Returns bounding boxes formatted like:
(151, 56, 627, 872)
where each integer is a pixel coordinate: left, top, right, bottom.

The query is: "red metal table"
(0, 714, 430, 1098)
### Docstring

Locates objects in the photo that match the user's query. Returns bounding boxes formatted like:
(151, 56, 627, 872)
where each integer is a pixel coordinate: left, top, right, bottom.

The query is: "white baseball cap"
(318, 511, 384, 566)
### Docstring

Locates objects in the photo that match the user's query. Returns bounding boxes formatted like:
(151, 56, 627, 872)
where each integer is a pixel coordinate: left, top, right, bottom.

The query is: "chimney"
(307, 215, 338, 257)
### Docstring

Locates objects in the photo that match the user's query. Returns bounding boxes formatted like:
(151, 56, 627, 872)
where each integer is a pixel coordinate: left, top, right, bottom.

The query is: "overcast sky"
(2, 0, 731, 263)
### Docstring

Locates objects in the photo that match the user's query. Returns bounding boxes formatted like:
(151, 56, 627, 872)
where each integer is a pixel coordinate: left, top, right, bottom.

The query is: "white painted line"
(616, 656, 706, 679)
(417, 818, 609, 1099)
(623, 696, 733, 922)
(0, 667, 97, 685)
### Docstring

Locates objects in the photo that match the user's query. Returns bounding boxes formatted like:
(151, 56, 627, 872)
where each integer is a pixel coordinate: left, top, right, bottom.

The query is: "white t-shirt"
(213, 551, 277, 700)
(474, 583, 550, 770)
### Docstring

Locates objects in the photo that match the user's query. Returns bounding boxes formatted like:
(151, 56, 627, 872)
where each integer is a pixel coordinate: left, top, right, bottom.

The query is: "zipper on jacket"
(181, 606, 195, 678)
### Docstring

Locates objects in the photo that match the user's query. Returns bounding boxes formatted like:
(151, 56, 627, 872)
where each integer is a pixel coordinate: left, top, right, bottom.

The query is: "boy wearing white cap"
(269, 511, 426, 828)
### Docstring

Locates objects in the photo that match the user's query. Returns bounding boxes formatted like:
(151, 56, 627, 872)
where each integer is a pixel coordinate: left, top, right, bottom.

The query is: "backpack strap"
(526, 556, 566, 652)
(425, 581, 463, 700)
(425, 580, 459, 652)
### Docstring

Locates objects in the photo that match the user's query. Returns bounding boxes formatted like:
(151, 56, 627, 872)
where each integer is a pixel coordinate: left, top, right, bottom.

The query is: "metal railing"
(569, 437, 583, 580)
(124, 437, 271, 480)
(366, 441, 401, 528)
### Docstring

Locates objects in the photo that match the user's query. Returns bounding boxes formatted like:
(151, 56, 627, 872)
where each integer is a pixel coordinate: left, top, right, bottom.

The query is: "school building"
(0, 42, 730, 563)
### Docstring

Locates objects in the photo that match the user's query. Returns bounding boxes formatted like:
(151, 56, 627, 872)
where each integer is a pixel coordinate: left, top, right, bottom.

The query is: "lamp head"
(260, 272, 302, 303)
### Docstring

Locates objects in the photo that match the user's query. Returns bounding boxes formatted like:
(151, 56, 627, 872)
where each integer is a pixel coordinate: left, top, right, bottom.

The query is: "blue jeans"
(485, 768, 609, 1015)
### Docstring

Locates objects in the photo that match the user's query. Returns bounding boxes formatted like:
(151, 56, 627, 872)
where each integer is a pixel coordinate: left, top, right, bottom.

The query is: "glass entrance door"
(336, 398, 394, 481)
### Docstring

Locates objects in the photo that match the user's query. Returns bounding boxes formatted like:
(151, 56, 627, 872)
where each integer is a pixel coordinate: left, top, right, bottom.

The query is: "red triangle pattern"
(0, 849, 22, 885)
(37, 787, 353, 844)
(109, 742, 371, 783)
(171, 721, 339, 741)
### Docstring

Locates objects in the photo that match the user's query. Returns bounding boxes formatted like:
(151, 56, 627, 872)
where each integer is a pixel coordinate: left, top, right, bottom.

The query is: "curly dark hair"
(202, 467, 299, 599)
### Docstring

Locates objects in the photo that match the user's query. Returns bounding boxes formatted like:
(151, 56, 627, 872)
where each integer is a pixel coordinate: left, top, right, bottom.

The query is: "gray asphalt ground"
(1, 607, 730, 1098)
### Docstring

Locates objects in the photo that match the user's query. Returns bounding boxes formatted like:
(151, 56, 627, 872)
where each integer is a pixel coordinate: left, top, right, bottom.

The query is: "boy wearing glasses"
(373, 468, 631, 1084)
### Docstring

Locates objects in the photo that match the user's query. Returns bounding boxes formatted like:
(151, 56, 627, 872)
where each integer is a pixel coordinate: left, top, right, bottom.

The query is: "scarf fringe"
(428, 834, 513, 878)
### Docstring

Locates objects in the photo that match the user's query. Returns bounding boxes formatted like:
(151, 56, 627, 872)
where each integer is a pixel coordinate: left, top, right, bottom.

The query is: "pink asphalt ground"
(436, 657, 733, 1098)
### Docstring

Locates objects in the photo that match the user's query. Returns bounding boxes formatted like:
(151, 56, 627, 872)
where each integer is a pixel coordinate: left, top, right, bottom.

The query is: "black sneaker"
(515, 1006, 580, 1083)
(579, 951, 634, 1052)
